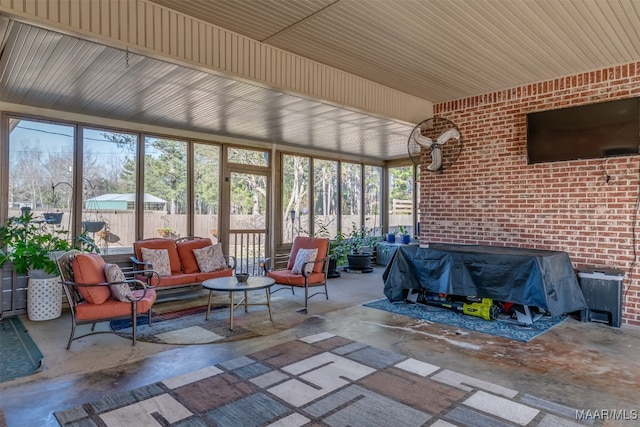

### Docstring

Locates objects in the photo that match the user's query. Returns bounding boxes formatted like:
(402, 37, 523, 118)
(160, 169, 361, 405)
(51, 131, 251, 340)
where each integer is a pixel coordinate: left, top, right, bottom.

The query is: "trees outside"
(313, 159, 338, 239)
(7, 122, 222, 247)
(364, 165, 383, 234)
(228, 148, 269, 218)
(283, 156, 384, 241)
(341, 162, 362, 234)
(7, 118, 394, 251)
(388, 165, 415, 235)
(282, 155, 310, 242)
(8, 121, 75, 214)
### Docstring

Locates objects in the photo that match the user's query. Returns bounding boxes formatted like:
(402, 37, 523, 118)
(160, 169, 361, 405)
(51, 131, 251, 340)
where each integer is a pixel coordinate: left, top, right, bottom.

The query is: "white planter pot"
(27, 276, 62, 321)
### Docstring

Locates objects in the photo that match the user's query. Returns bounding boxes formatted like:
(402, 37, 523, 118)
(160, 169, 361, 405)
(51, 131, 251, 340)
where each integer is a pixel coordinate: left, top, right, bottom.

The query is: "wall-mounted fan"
(407, 117, 463, 172)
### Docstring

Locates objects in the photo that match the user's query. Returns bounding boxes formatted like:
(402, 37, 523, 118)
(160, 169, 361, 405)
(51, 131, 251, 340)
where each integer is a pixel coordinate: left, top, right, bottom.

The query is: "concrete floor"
(1, 266, 639, 426)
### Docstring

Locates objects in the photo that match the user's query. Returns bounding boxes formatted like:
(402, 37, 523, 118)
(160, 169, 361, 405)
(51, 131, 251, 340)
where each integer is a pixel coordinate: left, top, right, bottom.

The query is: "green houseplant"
(312, 220, 349, 278)
(327, 230, 349, 278)
(345, 223, 378, 273)
(397, 225, 411, 244)
(0, 211, 98, 278)
(329, 230, 350, 266)
(1, 211, 99, 320)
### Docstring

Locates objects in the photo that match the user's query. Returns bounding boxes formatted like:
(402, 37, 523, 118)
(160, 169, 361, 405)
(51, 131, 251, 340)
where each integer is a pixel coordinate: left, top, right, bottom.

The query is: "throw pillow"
(193, 243, 228, 273)
(140, 248, 171, 277)
(292, 248, 318, 275)
(176, 238, 214, 274)
(104, 263, 132, 302)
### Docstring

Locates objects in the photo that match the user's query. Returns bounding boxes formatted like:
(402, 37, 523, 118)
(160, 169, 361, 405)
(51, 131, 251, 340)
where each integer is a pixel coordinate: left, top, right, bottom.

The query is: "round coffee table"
(202, 276, 276, 330)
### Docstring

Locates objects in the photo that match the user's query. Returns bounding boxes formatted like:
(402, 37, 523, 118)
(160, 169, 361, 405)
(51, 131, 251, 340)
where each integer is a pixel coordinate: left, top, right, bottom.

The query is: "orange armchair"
(56, 250, 158, 349)
(262, 236, 330, 312)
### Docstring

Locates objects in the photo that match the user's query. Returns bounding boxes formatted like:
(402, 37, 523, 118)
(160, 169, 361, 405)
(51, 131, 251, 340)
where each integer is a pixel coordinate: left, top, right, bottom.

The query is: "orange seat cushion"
(134, 239, 181, 274)
(287, 237, 329, 274)
(196, 268, 233, 282)
(75, 288, 157, 321)
(267, 270, 326, 286)
(137, 269, 233, 287)
(138, 272, 198, 288)
(176, 238, 213, 274)
(72, 253, 110, 304)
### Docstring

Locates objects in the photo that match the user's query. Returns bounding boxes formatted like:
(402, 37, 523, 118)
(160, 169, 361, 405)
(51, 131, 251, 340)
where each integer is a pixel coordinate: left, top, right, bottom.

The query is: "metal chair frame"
(261, 238, 330, 312)
(56, 250, 158, 349)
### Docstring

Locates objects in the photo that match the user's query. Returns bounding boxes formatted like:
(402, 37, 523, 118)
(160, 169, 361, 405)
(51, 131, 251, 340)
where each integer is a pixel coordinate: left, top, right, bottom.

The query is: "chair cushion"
(104, 263, 132, 302)
(193, 244, 227, 272)
(140, 272, 197, 288)
(267, 270, 326, 286)
(134, 239, 181, 273)
(292, 248, 318, 275)
(72, 253, 111, 304)
(141, 248, 172, 277)
(75, 288, 156, 321)
(288, 237, 329, 274)
(176, 238, 213, 273)
(196, 268, 233, 282)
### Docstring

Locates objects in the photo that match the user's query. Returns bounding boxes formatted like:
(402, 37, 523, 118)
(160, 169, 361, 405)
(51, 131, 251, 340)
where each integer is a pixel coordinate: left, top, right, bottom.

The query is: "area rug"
(54, 331, 592, 426)
(363, 298, 567, 342)
(110, 295, 308, 345)
(0, 317, 44, 383)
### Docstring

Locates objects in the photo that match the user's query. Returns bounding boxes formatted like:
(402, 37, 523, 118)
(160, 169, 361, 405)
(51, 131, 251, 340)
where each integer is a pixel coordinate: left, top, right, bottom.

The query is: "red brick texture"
(425, 62, 640, 326)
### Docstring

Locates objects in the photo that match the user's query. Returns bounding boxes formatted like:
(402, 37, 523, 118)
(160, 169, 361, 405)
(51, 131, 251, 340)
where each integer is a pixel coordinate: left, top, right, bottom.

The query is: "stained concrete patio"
(1, 266, 639, 426)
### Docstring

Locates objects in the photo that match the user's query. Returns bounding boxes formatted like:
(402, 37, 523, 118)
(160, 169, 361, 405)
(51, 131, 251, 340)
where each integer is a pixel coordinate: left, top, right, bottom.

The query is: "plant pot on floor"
(27, 269, 62, 321)
(327, 257, 341, 278)
(347, 254, 373, 273)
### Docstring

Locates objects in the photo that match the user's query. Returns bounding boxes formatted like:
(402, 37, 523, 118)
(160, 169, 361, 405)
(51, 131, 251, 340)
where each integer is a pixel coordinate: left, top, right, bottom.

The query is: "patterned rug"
(54, 332, 593, 426)
(0, 317, 44, 383)
(110, 294, 308, 345)
(363, 299, 567, 342)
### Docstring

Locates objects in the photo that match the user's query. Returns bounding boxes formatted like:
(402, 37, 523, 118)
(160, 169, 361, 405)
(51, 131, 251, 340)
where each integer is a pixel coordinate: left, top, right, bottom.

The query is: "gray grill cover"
(383, 243, 587, 316)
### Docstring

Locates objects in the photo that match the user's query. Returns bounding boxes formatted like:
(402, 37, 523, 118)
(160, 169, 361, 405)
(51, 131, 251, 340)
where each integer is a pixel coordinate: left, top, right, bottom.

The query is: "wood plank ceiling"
(150, 0, 640, 103)
(1, 0, 639, 160)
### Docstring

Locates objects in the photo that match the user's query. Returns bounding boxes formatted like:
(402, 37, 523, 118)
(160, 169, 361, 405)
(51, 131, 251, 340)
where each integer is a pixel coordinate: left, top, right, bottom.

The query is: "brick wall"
(425, 62, 640, 326)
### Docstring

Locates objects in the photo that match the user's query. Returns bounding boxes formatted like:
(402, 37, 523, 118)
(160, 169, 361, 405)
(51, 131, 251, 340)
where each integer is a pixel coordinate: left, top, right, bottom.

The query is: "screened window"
(281, 155, 310, 243)
(228, 147, 269, 166)
(143, 136, 187, 239)
(82, 128, 138, 254)
(313, 159, 338, 239)
(194, 143, 221, 242)
(341, 163, 362, 234)
(388, 165, 414, 236)
(364, 165, 383, 236)
(8, 118, 75, 232)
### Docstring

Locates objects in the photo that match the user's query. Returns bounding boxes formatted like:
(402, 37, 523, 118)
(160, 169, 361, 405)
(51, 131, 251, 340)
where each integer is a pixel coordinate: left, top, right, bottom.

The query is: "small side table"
(202, 276, 275, 330)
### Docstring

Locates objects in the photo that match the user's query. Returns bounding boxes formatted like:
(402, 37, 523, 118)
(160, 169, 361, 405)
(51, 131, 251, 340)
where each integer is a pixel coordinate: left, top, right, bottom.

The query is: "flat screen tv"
(526, 97, 640, 164)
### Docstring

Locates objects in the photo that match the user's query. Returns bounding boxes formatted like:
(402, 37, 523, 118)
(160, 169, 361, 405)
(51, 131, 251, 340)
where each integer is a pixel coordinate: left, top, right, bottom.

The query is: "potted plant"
(0, 212, 73, 277)
(0, 211, 98, 320)
(157, 226, 175, 238)
(311, 220, 348, 278)
(327, 230, 349, 278)
(345, 223, 378, 273)
(82, 220, 106, 233)
(386, 230, 397, 243)
(43, 212, 64, 225)
(397, 225, 411, 244)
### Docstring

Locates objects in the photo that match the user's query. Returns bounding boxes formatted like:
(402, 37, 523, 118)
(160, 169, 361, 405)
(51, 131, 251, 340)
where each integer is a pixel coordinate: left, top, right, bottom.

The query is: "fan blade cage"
(407, 117, 463, 172)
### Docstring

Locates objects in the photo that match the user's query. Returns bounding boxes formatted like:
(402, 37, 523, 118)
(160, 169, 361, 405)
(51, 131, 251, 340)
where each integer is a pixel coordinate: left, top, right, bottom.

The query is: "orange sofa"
(131, 237, 234, 290)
